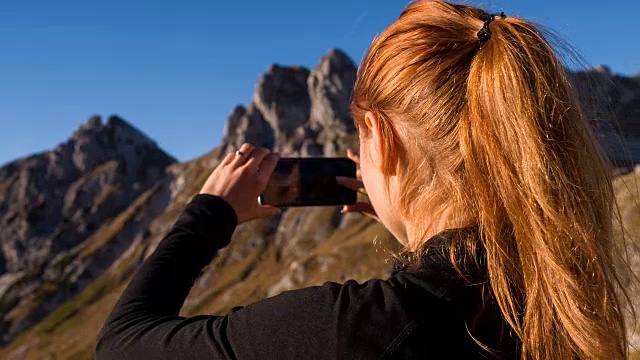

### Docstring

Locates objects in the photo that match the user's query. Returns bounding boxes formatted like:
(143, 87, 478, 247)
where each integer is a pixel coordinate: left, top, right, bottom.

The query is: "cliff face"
(0, 49, 638, 359)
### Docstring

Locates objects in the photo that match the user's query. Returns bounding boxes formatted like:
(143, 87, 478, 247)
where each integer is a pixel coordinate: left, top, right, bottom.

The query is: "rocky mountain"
(0, 116, 176, 343)
(219, 48, 357, 158)
(0, 49, 638, 359)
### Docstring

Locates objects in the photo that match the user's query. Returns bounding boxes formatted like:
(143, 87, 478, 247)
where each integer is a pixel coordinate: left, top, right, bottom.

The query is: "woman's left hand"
(336, 149, 380, 223)
(200, 143, 281, 224)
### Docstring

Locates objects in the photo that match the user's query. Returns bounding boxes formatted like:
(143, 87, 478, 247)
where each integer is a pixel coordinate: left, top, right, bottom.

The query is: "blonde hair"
(351, 1, 630, 358)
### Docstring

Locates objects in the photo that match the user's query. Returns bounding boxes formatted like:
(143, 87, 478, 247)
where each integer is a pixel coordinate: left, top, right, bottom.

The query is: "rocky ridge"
(0, 49, 638, 358)
(572, 66, 640, 166)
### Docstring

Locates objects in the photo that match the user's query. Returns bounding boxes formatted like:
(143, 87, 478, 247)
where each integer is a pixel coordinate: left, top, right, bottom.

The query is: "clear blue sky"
(1, 0, 639, 166)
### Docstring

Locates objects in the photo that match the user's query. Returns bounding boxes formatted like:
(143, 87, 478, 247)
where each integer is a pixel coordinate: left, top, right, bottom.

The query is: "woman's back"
(96, 197, 514, 359)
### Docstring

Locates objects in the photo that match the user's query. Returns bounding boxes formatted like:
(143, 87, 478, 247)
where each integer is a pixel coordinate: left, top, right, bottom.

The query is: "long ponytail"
(462, 15, 627, 359)
(350, 1, 630, 359)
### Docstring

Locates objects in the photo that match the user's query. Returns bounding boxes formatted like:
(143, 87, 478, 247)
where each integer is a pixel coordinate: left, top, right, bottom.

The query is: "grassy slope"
(614, 170, 640, 357)
(1, 164, 638, 359)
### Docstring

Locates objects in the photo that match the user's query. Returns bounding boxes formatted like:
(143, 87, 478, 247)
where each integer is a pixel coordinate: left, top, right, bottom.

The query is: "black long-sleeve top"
(96, 194, 519, 359)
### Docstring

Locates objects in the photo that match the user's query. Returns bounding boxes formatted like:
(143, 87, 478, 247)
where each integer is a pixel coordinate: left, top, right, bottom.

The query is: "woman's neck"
(400, 208, 475, 253)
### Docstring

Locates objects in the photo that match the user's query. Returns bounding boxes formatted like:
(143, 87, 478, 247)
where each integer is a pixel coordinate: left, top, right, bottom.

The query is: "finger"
(346, 148, 361, 164)
(342, 202, 375, 213)
(336, 176, 363, 191)
(342, 202, 380, 222)
(222, 152, 235, 166)
(256, 153, 280, 188)
(231, 143, 254, 166)
(345, 149, 362, 178)
(244, 147, 271, 172)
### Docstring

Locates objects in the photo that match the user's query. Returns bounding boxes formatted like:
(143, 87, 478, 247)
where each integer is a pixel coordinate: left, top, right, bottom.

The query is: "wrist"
(181, 194, 239, 248)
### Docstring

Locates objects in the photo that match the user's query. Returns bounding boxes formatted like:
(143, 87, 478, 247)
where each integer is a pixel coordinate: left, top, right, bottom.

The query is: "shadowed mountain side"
(572, 66, 640, 167)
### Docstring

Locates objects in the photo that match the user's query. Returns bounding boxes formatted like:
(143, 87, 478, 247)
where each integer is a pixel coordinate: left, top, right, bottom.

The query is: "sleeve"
(95, 194, 414, 360)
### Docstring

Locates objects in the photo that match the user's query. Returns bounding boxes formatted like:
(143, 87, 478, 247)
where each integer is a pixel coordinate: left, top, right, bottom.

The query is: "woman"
(96, 1, 630, 359)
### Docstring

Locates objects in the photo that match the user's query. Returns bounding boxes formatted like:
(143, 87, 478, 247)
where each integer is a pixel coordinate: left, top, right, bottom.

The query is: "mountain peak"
(0, 114, 176, 275)
(307, 48, 357, 134)
(220, 48, 357, 156)
(86, 114, 103, 128)
(322, 48, 354, 67)
(594, 64, 612, 75)
(106, 114, 129, 127)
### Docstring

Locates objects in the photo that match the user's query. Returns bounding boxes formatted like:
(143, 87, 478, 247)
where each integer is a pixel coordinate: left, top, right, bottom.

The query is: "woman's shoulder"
(253, 268, 465, 334)
(221, 245, 499, 358)
(319, 273, 455, 310)
(231, 274, 468, 358)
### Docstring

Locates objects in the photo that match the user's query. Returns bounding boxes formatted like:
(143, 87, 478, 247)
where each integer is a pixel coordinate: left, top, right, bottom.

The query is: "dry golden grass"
(0, 172, 19, 195)
(78, 184, 160, 259)
(1, 238, 143, 360)
(613, 170, 640, 358)
(79, 160, 118, 182)
(614, 170, 640, 240)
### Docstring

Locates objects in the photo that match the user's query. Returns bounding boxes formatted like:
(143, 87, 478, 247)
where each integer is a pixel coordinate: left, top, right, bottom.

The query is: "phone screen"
(259, 158, 357, 207)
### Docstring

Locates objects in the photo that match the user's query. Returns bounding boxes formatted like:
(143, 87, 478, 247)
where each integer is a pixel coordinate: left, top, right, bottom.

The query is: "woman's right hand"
(336, 149, 380, 222)
(199, 143, 281, 224)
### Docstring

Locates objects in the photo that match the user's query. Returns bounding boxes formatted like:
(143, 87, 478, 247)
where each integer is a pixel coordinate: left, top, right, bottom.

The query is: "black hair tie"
(477, 11, 506, 43)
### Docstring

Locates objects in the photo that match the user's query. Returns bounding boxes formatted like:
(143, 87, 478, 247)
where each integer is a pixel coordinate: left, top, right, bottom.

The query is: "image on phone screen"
(259, 158, 357, 207)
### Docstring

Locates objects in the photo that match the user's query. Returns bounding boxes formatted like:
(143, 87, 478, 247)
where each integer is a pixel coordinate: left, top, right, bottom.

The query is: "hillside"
(0, 49, 639, 359)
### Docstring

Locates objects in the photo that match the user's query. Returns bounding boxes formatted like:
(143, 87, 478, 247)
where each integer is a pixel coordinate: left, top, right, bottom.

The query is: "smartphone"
(258, 157, 357, 207)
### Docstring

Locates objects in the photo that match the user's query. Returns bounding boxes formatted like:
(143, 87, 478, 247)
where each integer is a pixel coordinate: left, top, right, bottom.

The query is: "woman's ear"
(363, 111, 385, 171)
